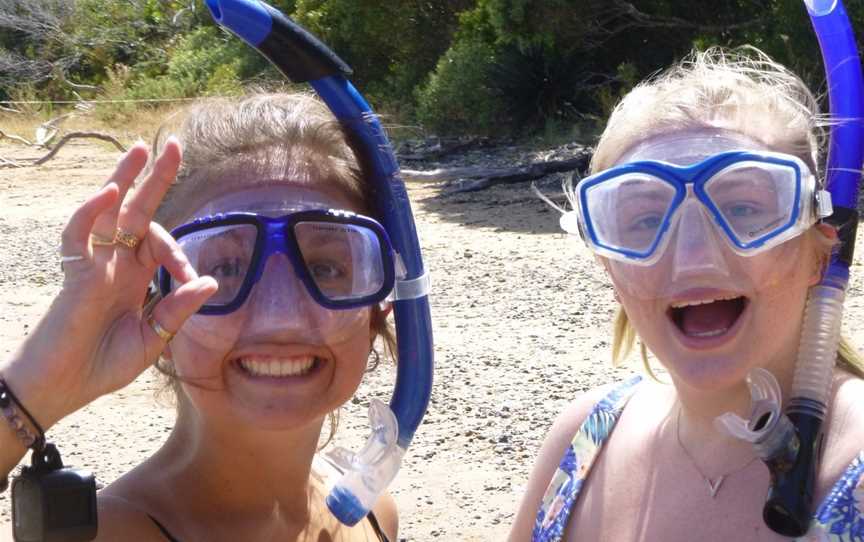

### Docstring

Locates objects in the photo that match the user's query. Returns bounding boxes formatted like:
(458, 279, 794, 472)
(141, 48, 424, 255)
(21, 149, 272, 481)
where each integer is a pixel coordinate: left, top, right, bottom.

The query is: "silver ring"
(59, 254, 85, 270)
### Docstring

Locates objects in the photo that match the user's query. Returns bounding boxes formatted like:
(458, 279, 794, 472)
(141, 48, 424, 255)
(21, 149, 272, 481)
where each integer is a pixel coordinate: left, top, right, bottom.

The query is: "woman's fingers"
(138, 222, 199, 284)
(118, 137, 182, 239)
(143, 276, 217, 352)
(60, 183, 120, 262)
(91, 143, 149, 240)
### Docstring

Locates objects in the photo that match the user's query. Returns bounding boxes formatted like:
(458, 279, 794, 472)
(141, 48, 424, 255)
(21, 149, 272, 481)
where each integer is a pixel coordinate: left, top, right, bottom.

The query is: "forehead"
(186, 183, 359, 220)
(615, 128, 772, 166)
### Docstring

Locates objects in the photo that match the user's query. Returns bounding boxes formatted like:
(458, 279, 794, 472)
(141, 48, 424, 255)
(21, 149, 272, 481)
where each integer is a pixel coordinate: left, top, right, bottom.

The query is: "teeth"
(686, 328, 729, 338)
(238, 357, 316, 377)
(670, 294, 740, 309)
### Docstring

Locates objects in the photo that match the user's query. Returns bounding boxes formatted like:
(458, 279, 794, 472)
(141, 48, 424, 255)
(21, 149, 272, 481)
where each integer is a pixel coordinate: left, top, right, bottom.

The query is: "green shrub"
(415, 37, 503, 136)
(204, 62, 245, 96)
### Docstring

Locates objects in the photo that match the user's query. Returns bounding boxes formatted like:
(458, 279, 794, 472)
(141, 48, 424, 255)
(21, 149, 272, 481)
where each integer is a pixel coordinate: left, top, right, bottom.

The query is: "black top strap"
(147, 512, 389, 542)
(148, 514, 181, 542)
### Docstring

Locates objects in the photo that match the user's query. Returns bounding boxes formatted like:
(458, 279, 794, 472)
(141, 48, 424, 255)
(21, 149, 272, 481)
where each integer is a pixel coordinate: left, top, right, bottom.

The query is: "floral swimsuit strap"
(532, 375, 643, 542)
(808, 450, 864, 541)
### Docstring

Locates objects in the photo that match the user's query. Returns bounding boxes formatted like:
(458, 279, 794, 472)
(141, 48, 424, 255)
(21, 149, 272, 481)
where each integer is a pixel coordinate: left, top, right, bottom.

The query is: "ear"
(160, 344, 174, 364)
(808, 223, 837, 286)
(378, 300, 394, 319)
(369, 301, 393, 343)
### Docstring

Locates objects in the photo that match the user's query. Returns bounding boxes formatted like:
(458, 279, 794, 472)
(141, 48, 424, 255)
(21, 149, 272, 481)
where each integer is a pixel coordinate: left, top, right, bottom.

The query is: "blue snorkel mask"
(199, 0, 434, 526)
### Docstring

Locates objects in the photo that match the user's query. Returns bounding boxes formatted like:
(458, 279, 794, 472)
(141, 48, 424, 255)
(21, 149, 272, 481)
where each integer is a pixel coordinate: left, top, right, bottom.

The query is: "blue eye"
(725, 203, 761, 217)
(629, 214, 663, 232)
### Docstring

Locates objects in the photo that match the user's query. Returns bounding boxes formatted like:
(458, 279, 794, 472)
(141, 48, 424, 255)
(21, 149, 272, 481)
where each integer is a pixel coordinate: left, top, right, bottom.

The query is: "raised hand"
(2, 137, 216, 430)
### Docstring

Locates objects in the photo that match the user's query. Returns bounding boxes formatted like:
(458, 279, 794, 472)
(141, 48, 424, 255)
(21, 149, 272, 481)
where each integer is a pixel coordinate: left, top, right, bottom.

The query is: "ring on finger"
(114, 228, 141, 250)
(90, 233, 116, 247)
(59, 254, 85, 270)
(147, 314, 175, 342)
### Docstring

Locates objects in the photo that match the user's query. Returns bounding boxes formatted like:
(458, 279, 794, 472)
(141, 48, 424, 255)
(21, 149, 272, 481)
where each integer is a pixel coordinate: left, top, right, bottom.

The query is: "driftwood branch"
(0, 130, 33, 146)
(402, 151, 592, 194)
(0, 155, 25, 167)
(32, 131, 126, 165)
(397, 136, 493, 161)
(1, 132, 126, 168)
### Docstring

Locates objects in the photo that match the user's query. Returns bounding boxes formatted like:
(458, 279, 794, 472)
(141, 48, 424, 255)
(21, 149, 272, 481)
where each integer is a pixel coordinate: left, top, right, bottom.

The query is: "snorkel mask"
(566, 146, 834, 301)
(197, 0, 434, 526)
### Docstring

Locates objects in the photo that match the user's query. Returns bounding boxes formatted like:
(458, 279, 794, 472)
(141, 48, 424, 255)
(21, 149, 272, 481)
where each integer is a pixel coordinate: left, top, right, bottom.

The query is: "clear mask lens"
(703, 161, 798, 247)
(585, 173, 677, 258)
(294, 221, 387, 303)
(175, 223, 258, 307)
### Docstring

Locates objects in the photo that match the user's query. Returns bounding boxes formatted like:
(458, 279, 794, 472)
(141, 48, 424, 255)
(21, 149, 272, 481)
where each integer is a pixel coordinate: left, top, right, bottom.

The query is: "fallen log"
(397, 136, 493, 161)
(402, 154, 590, 183)
(401, 151, 592, 193)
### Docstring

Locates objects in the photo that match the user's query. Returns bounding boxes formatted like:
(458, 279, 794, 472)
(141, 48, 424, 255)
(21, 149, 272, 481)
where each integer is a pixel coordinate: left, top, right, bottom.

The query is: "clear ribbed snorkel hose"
(715, 0, 864, 536)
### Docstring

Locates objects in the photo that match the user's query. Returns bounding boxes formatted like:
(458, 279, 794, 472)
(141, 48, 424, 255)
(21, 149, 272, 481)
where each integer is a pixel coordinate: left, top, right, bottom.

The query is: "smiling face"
(604, 129, 824, 391)
(165, 183, 376, 430)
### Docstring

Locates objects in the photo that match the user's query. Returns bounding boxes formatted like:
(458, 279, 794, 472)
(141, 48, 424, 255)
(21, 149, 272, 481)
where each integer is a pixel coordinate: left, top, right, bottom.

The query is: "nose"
(670, 198, 730, 280)
(246, 253, 324, 329)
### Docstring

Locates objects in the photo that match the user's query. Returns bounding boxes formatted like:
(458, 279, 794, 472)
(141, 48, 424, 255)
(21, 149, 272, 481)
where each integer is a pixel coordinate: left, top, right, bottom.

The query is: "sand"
(1, 139, 863, 541)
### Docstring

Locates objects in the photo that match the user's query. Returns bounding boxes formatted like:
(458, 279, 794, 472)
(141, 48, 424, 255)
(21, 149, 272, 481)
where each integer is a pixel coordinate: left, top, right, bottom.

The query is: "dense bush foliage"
(2, 0, 863, 137)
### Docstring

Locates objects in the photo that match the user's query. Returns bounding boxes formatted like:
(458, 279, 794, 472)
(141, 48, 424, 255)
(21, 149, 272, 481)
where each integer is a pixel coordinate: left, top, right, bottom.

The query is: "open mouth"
(668, 295, 749, 339)
(234, 356, 323, 378)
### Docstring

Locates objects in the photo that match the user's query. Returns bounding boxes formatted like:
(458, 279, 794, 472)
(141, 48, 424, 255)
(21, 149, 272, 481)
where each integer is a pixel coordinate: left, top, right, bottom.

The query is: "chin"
(664, 352, 754, 392)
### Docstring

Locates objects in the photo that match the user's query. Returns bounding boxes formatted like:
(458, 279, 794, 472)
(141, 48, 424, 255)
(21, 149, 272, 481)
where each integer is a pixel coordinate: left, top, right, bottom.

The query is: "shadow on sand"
(412, 174, 570, 236)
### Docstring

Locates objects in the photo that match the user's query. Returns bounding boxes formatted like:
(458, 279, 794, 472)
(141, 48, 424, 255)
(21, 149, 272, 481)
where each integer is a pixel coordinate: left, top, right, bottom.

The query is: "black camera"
(11, 444, 97, 542)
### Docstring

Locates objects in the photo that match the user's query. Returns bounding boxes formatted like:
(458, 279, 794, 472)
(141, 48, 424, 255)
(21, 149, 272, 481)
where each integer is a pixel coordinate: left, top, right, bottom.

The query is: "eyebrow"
(708, 176, 774, 196)
(614, 180, 673, 203)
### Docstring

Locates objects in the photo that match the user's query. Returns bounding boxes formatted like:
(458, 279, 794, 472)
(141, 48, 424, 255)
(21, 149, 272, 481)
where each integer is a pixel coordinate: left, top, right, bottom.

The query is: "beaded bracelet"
(0, 378, 45, 450)
(0, 378, 46, 492)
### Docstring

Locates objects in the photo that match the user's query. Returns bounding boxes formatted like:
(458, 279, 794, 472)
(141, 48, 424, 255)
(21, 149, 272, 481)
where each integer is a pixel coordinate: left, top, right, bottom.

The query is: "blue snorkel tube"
(715, 0, 864, 536)
(204, 0, 434, 526)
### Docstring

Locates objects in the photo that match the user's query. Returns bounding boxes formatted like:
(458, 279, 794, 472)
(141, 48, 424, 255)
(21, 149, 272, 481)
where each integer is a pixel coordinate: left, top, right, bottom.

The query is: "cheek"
(168, 331, 230, 381)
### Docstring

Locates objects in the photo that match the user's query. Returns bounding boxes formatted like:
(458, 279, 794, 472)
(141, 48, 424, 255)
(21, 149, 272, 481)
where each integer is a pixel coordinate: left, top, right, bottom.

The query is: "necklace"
(675, 405, 759, 498)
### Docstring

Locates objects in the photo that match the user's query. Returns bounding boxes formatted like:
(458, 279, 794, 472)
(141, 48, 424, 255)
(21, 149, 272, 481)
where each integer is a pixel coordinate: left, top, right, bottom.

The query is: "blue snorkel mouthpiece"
(205, 0, 434, 526)
(715, 0, 864, 536)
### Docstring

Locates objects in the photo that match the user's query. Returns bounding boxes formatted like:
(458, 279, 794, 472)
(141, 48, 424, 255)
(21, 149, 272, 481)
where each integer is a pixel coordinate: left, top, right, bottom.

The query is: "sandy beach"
(2, 138, 864, 541)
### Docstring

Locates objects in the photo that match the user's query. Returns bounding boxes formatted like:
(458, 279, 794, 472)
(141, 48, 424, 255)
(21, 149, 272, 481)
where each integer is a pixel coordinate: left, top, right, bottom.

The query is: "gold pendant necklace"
(676, 405, 759, 499)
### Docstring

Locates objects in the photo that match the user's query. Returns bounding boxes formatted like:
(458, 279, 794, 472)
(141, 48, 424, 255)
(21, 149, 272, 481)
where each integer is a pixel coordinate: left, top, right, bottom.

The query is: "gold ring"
(114, 228, 141, 249)
(90, 233, 116, 247)
(147, 314, 174, 342)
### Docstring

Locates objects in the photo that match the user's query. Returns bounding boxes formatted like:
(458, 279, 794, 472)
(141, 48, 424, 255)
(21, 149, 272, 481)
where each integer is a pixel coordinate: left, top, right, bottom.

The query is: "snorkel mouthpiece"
(716, 0, 864, 536)
(206, 0, 434, 526)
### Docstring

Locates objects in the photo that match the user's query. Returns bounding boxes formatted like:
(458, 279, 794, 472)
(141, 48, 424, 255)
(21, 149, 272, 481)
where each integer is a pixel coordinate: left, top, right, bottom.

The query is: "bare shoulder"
(93, 493, 167, 541)
(506, 380, 628, 542)
(828, 375, 864, 456)
(371, 491, 398, 541)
